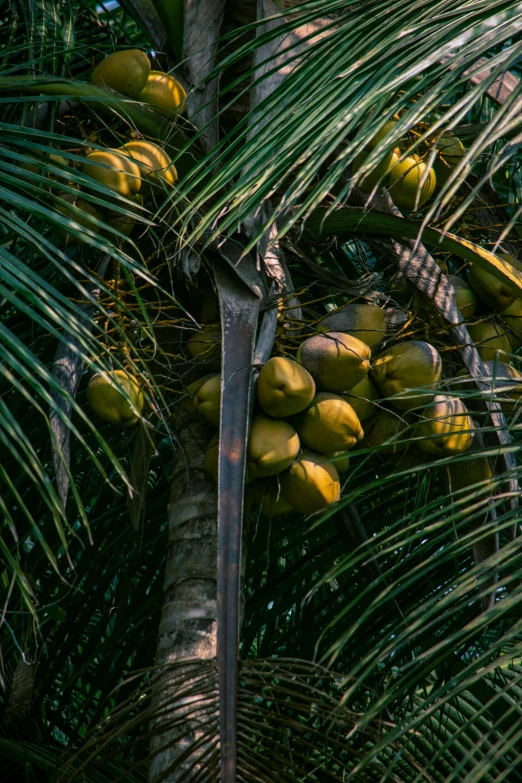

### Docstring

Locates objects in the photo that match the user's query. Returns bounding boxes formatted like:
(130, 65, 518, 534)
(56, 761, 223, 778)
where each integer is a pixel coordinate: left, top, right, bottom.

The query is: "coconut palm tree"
(2, 1, 522, 782)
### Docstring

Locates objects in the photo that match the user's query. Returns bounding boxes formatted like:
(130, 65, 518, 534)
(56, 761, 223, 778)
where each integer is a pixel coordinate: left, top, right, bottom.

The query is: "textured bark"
(247, 0, 334, 142)
(49, 254, 110, 508)
(183, 0, 226, 151)
(149, 414, 219, 783)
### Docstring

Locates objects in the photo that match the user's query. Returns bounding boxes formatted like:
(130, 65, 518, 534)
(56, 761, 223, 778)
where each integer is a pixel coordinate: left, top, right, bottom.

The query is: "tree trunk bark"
(149, 413, 219, 783)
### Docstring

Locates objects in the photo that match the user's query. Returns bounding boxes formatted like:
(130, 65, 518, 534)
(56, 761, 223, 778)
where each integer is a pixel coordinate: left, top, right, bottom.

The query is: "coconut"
(119, 141, 178, 190)
(297, 332, 370, 393)
(468, 253, 522, 312)
(92, 49, 151, 98)
(186, 326, 221, 366)
(342, 374, 380, 421)
(317, 304, 386, 349)
(499, 296, 522, 349)
(389, 155, 436, 211)
(86, 369, 144, 427)
(193, 374, 221, 425)
(372, 340, 442, 410)
(257, 356, 315, 417)
(449, 455, 494, 494)
(467, 319, 513, 362)
(280, 449, 340, 514)
(291, 393, 364, 454)
(432, 133, 469, 187)
(327, 451, 350, 473)
(417, 395, 473, 456)
(82, 149, 141, 197)
(138, 71, 186, 115)
(247, 415, 300, 479)
(362, 407, 411, 454)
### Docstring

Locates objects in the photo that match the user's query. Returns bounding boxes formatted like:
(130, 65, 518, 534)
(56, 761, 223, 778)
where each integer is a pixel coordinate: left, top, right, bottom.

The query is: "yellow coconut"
(389, 154, 436, 211)
(417, 395, 473, 456)
(138, 71, 186, 115)
(186, 326, 221, 366)
(291, 392, 364, 454)
(254, 478, 294, 518)
(467, 319, 513, 362)
(86, 369, 144, 427)
(297, 332, 371, 393)
(362, 407, 411, 454)
(280, 449, 341, 514)
(317, 304, 386, 349)
(372, 340, 442, 410)
(247, 415, 300, 479)
(468, 253, 522, 312)
(257, 356, 316, 417)
(54, 193, 103, 243)
(432, 132, 468, 187)
(92, 49, 151, 98)
(342, 374, 380, 421)
(82, 149, 141, 197)
(193, 374, 221, 425)
(119, 140, 178, 190)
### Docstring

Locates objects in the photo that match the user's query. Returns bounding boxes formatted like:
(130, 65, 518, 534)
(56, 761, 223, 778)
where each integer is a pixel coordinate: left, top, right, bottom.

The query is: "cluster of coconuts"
(186, 304, 489, 518)
(353, 121, 467, 211)
(52, 49, 184, 243)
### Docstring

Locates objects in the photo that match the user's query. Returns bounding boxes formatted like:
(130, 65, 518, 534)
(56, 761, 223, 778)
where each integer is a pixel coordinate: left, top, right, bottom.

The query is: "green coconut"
(389, 155, 436, 211)
(417, 395, 473, 456)
(342, 374, 380, 421)
(291, 392, 364, 454)
(247, 415, 300, 479)
(257, 356, 315, 417)
(186, 326, 221, 367)
(297, 332, 371, 393)
(193, 374, 221, 425)
(500, 296, 522, 350)
(317, 304, 386, 349)
(449, 454, 494, 494)
(371, 340, 442, 410)
(86, 369, 144, 427)
(92, 49, 151, 98)
(468, 253, 522, 312)
(432, 132, 469, 187)
(467, 319, 513, 362)
(280, 449, 341, 514)
(362, 407, 411, 454)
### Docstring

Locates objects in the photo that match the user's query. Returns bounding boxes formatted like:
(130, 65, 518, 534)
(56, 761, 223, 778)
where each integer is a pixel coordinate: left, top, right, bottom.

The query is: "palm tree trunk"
(149, 413, 219, 783)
